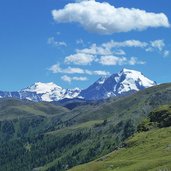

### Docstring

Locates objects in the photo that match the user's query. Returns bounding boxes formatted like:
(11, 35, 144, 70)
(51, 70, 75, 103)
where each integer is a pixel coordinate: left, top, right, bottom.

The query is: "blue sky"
(0, 0, 171, 91)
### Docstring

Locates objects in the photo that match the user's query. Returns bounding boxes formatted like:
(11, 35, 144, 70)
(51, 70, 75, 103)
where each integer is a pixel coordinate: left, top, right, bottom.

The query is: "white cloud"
(84, 69, 110, 76)
(48, 64, 62, 73)
(113, 49, 126, 56)
(74, 40, 151, 60)
(64, 53, 95, 65)
(64, 67, 85, 74)
(150, 40, 165, 51)
(163, 50, 170, 57)
(62, 39, 154, 67)
(76, 39, 84, 45)
(61, 75, 88, 83)
(75, 0, 95, 2)
(77, 43, 112, 56)
(61, 75, 72, 82)
(49, 64, 110, 76)
(102, 40, 148, 49)
(74, 39, 169, 61)
(93, 70, 110, 76)
(145, 47, 153, 52)
(99, 55, 145, 66)
(72, 76, 88, 81)
(52, 1, 170, 34)
(99, 56, 127, 65)
(145, 40, 169, 55)
(48, 64, 84, 74)
(128, 57, 146, 65)
(48, 37, 67, 47)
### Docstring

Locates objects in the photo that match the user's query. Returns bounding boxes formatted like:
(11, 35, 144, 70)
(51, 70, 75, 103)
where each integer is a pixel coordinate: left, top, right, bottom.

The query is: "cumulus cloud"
(64, 53, 95, 65)
(63, 39, 166, 67)
(48, 64, 84, 74)
(84, 69, 110, 76)
(64, 67, 85, 74)
(77, 43, 112, 56)
(74, 39, 160, 60)
(99, 55, 145, 66)
(73, 39, 169, 63)
(102, 40, 148, 49)
(48, 37, 67, 47)
(49, 64, 110, 76)
(52, 1, 170, 34)
(92, 70, 110, 76)
(61, 75, 88, 83)
(99, 56, 127, 65)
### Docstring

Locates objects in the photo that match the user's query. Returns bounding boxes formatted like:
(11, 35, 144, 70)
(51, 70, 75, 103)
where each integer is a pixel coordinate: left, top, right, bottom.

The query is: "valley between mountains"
(0, 69, 171, 171)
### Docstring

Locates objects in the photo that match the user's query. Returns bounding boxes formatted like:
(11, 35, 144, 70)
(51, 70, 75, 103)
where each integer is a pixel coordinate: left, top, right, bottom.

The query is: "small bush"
(137, 118, 155, 132)
(149, 108, 171, 128)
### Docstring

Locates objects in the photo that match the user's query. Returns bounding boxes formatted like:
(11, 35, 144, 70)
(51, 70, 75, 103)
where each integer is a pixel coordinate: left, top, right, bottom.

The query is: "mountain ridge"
(0, 68, 156, 102)
(79, 68, 156, 100)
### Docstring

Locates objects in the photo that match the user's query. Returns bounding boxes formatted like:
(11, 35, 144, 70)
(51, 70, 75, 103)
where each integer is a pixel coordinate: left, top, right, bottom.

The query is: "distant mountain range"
(0, 68, 156, 102)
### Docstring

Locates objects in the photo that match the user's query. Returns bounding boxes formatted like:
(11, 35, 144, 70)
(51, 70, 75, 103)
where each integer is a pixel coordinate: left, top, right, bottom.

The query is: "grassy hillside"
(0, 98, 70, 141)
(0, 98, 69, 120)
(0, 83, 171, 171)
(69, 104, 171, 171)
(69, 127, 171, 171)
(62, 83, 171, 125)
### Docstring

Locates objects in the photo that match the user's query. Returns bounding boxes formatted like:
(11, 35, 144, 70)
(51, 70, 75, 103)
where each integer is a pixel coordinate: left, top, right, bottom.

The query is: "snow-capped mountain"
(21, 82, 81, 102)
(79, 68, 157, 100)
(0, 69, 156, 102)
(0, 82, 81, 102)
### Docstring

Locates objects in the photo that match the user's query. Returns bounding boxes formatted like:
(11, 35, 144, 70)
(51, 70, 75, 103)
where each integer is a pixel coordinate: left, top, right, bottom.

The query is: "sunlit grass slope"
(69, 127, 171, 171)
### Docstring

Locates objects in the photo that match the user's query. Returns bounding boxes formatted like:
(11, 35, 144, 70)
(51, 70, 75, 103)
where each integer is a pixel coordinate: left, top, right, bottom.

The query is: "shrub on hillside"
(149, 107, 171, 128)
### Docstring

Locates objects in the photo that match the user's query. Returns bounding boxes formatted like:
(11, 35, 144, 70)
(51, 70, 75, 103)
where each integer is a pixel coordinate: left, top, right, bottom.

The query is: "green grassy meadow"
(69, 127, 171, 171)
